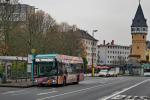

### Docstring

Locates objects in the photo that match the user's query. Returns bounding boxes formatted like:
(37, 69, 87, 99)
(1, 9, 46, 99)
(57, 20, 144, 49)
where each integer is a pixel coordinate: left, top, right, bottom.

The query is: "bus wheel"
(63, 77, 66, 86)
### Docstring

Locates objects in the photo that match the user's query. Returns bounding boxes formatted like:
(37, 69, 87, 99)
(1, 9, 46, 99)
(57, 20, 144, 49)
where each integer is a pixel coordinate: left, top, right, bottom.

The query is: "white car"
(98, 70, 109, 77)
(108, 70, 118, 77)
(144, 72, 150, 77)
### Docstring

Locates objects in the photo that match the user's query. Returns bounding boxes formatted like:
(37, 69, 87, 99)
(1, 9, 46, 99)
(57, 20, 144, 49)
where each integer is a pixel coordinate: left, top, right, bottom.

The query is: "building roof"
(98, 44, 130, 49)
(131, 4, 147, 27)
(79, 30, 98, 41)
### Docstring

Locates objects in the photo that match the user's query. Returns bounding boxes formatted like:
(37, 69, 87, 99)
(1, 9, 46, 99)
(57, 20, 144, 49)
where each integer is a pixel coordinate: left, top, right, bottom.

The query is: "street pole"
(31, 49, 36, 83)
(92, 30, 98, 77)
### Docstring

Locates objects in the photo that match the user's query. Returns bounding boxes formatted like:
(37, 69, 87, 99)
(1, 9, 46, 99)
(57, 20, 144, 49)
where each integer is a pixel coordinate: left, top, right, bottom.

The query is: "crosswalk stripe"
(111, 95, 150, 100)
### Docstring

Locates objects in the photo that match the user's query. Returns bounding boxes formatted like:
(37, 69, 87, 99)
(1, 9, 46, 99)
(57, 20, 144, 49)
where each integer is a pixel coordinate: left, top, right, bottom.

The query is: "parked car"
(108, 70, 118, 77)
(98, 70, 109, 77)
(144, 72, 150, 77)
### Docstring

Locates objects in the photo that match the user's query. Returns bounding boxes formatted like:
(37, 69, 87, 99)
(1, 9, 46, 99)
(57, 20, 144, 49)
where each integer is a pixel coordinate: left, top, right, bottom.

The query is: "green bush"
(11, 61, 27, 78)
(0, 64, 4, 78)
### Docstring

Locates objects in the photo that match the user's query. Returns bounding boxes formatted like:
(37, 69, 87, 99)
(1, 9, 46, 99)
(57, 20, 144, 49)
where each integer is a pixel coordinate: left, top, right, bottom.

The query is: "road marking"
(111, 95, 150, 100)
(12, 91, 30, 96)
(37, 79, 133, 100)
(100, 79, 150, 100)
(37, 91, 58, 96)
(81, 77, 129, 84)
(2, 90, 25, 95)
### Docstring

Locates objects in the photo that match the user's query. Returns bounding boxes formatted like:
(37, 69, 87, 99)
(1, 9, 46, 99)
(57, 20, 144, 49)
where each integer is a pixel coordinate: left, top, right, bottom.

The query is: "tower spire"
(139, 0, 141, 4)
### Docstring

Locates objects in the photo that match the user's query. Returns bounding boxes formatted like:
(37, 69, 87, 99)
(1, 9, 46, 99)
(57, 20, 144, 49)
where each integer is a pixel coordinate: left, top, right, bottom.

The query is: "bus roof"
(35, 54, 83, 64)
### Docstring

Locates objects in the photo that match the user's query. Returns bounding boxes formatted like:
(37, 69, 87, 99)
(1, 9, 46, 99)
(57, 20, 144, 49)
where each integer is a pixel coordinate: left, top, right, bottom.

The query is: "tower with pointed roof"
(131, 2, 148, 61)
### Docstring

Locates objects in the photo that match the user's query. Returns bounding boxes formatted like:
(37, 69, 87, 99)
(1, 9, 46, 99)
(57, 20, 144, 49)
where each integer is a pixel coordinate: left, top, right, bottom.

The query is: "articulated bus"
(33, 54, 84, 86)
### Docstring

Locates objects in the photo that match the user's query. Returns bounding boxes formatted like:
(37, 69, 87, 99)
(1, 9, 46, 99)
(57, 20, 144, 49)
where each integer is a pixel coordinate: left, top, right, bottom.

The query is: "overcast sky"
(20, 0, 150, 46)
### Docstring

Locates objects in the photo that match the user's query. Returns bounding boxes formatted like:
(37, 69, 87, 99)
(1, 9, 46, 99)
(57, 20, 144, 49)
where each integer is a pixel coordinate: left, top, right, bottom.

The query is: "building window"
(131, 28, 135, 31)
(137, 46, 139, 49)
(137, 27, 140, 31)
(143, 35, 145, 39)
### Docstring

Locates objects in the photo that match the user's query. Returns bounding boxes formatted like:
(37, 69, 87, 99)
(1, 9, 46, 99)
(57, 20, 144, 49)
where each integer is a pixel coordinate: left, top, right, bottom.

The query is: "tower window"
(143, 28, 146, 31)
(131, 28, 135, 31)
(137, 28, 140, 31)
(143, 35, 145, 39)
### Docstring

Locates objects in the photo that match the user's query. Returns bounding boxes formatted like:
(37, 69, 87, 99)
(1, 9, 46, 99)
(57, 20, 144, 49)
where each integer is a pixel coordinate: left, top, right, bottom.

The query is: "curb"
(0, 84, 34, 88)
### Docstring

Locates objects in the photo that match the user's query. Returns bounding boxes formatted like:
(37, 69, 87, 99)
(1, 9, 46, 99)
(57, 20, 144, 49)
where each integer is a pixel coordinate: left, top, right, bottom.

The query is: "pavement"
(0, 79, 33, 88)
(0, 76, 150, 100)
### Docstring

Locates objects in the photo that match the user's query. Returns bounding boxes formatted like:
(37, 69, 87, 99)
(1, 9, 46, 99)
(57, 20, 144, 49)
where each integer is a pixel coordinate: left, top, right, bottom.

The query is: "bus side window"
(58, 69, 63, 75)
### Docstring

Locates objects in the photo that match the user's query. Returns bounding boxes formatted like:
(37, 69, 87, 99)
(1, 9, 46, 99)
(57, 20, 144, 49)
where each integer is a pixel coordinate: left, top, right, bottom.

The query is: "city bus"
(33, 54, 84, 86)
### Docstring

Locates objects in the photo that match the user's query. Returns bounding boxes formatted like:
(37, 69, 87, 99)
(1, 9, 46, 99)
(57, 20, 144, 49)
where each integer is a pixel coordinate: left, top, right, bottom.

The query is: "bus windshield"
(36, 62, 57, 77)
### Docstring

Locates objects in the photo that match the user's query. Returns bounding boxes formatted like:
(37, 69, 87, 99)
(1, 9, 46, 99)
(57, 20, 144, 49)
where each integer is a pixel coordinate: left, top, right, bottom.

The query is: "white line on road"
(100, 79, 150, 100)
(36, 79, 132, 100)
(12, 91, 30, 96)
(37, 91, 58, 96)
(2, 90, 25, 95)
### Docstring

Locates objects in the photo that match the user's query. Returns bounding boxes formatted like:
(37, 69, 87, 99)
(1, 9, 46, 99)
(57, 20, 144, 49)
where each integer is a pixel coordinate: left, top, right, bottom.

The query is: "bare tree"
(112, 56, 126, 66)
(0, 0, 21, 55)
(23, 10, 56, 54)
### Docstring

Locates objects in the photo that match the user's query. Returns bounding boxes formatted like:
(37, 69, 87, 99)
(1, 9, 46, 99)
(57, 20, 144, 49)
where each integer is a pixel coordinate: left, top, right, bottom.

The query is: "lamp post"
(92, 30, 98, 77)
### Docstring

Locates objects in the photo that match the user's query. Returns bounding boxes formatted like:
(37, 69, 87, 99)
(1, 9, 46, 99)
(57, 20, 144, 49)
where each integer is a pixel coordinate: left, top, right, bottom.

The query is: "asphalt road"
(0, 76, 150, 100)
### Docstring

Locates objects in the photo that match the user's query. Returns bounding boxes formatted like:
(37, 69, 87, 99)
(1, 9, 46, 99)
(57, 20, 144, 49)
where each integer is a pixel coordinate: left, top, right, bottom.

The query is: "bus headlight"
(34, 80, 38, 83)
(52, 79, 56, 83)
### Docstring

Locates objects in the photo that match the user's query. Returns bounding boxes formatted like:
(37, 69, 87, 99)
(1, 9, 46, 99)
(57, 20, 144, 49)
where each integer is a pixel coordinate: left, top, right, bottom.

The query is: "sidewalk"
(0, 79, 34, 88)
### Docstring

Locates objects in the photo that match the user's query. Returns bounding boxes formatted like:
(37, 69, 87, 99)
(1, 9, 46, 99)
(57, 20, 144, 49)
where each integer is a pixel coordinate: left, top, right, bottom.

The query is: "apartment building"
(97, 40, 131, 66)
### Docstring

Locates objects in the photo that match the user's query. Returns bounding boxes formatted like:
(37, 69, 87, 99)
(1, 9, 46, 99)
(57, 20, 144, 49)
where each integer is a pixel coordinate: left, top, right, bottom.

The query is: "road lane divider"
(100, 79, 150, 100)
(2, 90, 25, 95)
(37, 91, 58, 96)
(12, 91, 30, 96)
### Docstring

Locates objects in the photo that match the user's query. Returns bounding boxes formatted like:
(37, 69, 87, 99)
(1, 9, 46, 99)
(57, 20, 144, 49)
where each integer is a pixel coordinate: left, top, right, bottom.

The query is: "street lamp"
(92, 30, 98, 77)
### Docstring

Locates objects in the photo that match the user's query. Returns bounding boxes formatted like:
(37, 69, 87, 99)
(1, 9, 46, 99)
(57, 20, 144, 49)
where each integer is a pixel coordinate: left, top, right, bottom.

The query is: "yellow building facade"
(132, 34, 147, 61)
(146, 49, 150, 62)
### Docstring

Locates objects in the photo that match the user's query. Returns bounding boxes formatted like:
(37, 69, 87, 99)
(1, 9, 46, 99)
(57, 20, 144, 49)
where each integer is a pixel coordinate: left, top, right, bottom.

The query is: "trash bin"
(1, 73, 6, 83)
